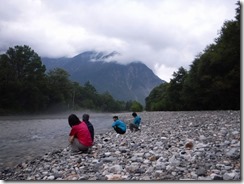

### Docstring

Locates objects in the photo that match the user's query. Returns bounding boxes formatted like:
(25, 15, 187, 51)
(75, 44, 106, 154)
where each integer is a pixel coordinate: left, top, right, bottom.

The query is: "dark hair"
(68, 114, 81, 127)
(82, 114, 90, 122)
(113, 116, 118, 119)
(132, 112, 137, 117)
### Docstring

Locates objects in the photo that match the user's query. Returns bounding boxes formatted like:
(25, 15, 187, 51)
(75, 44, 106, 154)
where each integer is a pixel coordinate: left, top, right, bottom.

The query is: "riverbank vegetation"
(146, 2, 240, 111)
(0, 46, 143, 115)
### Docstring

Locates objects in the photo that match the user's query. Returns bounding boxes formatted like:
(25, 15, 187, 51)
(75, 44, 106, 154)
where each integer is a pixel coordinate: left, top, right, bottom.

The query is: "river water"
(0, 112, 116, 169)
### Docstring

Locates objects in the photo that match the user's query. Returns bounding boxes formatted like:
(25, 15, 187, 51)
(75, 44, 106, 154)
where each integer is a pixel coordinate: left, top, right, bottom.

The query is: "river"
(0, 112, 116, 169)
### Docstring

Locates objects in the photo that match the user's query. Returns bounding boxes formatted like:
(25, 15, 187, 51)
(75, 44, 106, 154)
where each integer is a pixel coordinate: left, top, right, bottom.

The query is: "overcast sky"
(0, 0, 238, 82)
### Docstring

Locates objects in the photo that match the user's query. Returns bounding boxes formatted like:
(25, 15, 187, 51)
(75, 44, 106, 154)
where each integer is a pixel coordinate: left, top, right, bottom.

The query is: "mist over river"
(0, 112, 117, 168)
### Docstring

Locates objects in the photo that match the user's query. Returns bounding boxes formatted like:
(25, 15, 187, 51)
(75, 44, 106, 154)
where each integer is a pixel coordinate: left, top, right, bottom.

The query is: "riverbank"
(0, 112, 113, 168)
(0, 111, 241, 180)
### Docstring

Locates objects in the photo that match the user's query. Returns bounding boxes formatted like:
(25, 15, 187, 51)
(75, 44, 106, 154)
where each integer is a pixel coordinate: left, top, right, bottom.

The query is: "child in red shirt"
(68, 114, 93, 152)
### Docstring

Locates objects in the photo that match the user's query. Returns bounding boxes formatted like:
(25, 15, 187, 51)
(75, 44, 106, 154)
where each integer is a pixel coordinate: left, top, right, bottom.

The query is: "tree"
(167, 67, 187, 110)
(46, 68, 73, 108)
(145, 83, 170, 111)
(0, 45, 133, 113)
(183, 3, 240, 110)
(0, 45, 48, 112)
(145, 2, 240, 111)
(99, 92, 122, 112)
(130, 101, 143, 112)
(84, 81, 97, 94)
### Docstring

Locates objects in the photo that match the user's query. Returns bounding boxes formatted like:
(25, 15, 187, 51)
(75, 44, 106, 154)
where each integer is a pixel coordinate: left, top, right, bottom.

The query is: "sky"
(0, 0, 238, 82)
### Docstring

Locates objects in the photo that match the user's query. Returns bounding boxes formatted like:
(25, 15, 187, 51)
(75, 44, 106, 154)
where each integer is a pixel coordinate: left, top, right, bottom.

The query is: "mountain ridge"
(42, 51, 165, 105)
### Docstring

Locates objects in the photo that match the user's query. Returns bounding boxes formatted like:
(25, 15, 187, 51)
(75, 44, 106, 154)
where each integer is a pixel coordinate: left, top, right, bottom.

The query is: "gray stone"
(196, 167, 207, 176)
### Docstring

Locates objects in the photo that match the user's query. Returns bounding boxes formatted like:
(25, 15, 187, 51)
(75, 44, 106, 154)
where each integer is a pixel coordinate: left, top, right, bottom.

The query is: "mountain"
(42, 51, 165, 105)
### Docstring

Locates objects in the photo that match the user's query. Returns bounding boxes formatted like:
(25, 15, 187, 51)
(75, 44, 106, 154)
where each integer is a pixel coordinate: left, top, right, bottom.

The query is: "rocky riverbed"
(0, 111, 241, 181)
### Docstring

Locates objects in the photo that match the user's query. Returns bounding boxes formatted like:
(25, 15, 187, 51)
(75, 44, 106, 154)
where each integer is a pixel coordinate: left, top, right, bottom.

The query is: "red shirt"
(69, 121, 93, 147)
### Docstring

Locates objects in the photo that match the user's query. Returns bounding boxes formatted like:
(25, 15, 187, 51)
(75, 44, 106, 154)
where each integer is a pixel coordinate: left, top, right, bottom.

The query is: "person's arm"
(112, 121, 117, 127)
(69, 135, 74, 143)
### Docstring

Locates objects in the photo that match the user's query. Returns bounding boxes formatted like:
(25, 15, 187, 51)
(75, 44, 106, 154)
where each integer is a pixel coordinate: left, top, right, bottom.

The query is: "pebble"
(0, 111, 240, 181)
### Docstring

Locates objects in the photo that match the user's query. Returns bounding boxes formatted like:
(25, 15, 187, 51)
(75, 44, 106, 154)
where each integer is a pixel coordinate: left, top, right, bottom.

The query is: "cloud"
(0, 0, 237, 82)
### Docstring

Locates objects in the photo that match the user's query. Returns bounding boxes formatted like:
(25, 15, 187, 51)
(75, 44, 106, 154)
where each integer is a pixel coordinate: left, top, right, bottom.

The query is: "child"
(112, 116, 126, 134)
(68, 114, 93, 152)
(129, 112, 141, 132)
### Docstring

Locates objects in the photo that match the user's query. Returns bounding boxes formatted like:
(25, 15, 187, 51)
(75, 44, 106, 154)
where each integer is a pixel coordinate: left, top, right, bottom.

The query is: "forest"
(0, 45, 143, 114)
(145, 2, 240, 111)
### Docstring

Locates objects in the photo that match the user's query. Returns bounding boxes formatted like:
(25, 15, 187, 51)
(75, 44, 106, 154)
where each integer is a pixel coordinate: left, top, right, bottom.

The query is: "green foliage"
(0, 46, 133, 114)
(98, 92, 117, 112)
(0, 45, 48, 112)
(130, 101, 143, 112)
(145, 2, 240, 111)
(167, 67, 187, 110)
(84, 81, 97, 94)
(145, 83, 169, 111)
(46, 68, 73, 105)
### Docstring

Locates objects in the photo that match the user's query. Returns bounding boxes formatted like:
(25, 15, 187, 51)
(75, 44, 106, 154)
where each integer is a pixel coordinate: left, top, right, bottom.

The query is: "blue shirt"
(133, 116, 141, 126)
(112, 120, 127, 132)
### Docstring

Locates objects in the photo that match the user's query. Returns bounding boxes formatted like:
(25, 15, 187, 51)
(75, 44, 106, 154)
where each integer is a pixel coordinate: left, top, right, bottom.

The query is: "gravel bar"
(0, 111, 241, 181)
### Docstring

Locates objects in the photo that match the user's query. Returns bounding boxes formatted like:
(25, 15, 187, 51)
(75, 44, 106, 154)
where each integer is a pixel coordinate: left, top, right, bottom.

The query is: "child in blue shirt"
(112, 116, 126, 134)
(129, 112, 141, 132)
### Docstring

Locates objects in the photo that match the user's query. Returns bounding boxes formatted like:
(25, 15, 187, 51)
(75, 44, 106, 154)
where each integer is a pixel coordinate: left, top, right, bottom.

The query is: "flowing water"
(0, 112, 115, 168)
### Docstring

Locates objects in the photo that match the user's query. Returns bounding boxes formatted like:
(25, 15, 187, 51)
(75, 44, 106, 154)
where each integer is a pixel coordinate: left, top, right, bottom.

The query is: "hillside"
(42, 51, 165, 105)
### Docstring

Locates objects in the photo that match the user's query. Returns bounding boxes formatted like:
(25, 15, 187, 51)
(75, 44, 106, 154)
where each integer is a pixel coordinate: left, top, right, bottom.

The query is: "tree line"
(145, 2, 240, 111)
(0, 45, 143, 114)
